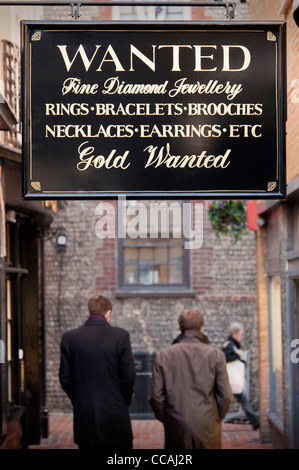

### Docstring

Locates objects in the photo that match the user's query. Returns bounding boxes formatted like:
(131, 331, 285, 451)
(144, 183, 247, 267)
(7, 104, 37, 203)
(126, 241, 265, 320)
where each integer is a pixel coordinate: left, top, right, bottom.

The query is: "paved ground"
(29, 415, 273, 450)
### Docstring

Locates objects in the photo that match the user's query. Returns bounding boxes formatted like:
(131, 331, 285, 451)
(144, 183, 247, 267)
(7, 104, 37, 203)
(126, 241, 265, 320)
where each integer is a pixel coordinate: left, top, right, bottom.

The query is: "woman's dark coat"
(59, 317, 136, 448)
(222, 335, 245, 363)
(149, 330, 233, 449)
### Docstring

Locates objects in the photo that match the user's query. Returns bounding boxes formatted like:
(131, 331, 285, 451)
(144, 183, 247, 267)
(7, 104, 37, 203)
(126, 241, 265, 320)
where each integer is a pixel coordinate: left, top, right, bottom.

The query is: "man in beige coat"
(149, 309, 233, 449)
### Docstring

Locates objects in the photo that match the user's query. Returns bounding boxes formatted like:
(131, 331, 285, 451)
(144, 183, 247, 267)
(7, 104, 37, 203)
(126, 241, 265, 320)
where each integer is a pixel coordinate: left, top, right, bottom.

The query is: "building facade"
(250, 0, 299, 449)
(0, 5, 56, 448)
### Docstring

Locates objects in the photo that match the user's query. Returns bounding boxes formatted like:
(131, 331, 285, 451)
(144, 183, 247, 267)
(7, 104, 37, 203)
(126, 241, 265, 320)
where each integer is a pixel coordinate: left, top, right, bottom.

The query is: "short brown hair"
(179, 309, 204, 332)
(88, 295, 112, 316)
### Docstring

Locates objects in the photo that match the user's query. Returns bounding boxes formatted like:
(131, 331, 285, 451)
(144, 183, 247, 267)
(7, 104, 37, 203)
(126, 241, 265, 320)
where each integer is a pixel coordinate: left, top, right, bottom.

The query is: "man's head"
(228, 322, 244, 343)
(178, 309, 204, 333)
(88, 295, 112, 322)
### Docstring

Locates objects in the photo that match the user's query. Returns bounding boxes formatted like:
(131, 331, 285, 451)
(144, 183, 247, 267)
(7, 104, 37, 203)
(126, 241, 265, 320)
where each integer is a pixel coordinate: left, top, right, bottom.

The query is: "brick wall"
(285, 8, 299, 183)
(249, 0, 282, 21)
(250, 1, 299, 185)
(191, 6, 211, 21)
(43, 2, 98, 21)
(92, 4, 112, 21)
(205, 0, 249, 21)
(275, 4, 299, 448)
(252, 0, 299, 448)
(95, 201, 117, 293)
(191, 202, 214, 295)
(44, 199, 258, 413)
(44, 201, 104, 409)
(255, 224, 271, 441)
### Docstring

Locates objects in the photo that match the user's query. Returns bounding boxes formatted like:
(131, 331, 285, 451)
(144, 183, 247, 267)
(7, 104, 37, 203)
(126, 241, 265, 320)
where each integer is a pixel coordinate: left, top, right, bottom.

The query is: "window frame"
(267, 274, 284, 427)
(117, 202, 190, 293)
(5, 219, 27, 409)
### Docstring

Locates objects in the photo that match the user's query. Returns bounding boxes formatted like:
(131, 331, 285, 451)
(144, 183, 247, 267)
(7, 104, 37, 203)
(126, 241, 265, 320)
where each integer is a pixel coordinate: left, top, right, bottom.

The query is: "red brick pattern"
(250, 0, 299, 184)
(192, 9, 211, 21)
(285, 8, 299, 184)
(251, 0, 299, 447)
(92, 5, 112, 21)
(29, 415, 272, 450)
(255, 226, 271, 442)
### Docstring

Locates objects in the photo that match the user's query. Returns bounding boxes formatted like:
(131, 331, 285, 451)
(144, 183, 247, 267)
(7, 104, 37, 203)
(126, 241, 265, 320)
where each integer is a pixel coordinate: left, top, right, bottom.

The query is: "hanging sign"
(22, 21, 286, 199)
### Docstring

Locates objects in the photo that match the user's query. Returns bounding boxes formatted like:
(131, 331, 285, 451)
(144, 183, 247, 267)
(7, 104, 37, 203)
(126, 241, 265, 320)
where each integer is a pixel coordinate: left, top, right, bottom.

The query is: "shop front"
(0, 97, 54, 449)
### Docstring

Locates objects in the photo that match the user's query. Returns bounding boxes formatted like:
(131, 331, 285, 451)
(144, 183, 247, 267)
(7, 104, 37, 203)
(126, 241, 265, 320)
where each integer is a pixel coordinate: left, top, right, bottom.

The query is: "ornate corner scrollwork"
(31, 31, 41, 42)
(31, 181, 41, 191)
(267, 31, 276, 42)
(267, 181, 277, 192)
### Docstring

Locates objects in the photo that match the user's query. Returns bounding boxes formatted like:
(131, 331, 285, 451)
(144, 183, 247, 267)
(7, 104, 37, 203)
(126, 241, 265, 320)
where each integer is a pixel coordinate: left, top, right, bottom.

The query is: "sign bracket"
(0, 1, 236, 21)
(69, 2, 81, 20)
(226, 3, 235, 20)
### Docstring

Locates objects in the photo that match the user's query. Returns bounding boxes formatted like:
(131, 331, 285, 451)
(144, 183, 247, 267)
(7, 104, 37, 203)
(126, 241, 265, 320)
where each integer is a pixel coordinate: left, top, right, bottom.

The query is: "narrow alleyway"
(29, 415, 273, 450)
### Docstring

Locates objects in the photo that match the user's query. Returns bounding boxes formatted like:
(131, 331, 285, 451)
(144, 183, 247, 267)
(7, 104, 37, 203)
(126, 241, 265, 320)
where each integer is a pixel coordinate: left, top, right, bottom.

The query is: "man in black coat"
(59, 294, 136, 449)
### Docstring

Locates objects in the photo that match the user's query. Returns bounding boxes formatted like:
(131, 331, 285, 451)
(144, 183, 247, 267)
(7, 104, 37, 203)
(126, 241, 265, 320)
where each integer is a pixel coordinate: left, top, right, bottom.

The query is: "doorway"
(292, 280, 299, 448)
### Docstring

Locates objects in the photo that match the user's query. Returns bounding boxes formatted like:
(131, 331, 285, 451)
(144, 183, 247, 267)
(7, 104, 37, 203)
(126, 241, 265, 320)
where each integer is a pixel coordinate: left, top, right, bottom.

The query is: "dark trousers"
(234, 393, 259, 428)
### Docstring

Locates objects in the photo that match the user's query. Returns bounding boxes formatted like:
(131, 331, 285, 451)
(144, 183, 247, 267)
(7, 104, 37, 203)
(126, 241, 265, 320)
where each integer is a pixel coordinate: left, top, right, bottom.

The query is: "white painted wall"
(0, 5, 44, 45)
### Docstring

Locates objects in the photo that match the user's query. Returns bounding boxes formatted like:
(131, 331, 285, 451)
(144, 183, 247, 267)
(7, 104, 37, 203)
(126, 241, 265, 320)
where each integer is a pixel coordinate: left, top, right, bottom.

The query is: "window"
(5, 220, 26, 407)
(268, 275, 283, 421)
(6, 277, 13, 403)
(112, 1, 191, 21)
(118, 200, 189, 291)
(293, 279, 299, 448)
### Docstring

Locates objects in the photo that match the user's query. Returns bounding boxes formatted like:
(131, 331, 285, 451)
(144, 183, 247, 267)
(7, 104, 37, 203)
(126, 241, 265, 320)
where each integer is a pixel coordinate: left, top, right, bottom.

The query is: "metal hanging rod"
(0, 1, 236, 20)
(0, 1, 236, 5)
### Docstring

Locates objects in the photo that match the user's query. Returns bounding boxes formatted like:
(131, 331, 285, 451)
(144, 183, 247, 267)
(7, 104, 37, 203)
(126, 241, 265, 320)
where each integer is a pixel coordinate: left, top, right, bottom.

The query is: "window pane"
(124, 265, 138, 284)
(269, 276, 283, 418)
(7, 364, 12, 403)
(140, 247, 153, 264)
(7, 322, 12, 362)
(169, 265, 183, 284)
(157, 265, 168, 283)
(169, 246, 183, 263)
(139, 266, 158, 285)
(6, 223, 12, 263)
(154, 247, 167, 263)
(124, 247, 138, 262)
(139, 265, 169, 284)
(6, 279, 12, 320)
(6, 278, 13, 403)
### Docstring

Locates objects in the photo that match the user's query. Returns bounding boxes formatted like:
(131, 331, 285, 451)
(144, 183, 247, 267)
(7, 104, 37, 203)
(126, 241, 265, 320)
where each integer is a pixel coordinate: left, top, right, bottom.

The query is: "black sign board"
(22, 21, 286, 199)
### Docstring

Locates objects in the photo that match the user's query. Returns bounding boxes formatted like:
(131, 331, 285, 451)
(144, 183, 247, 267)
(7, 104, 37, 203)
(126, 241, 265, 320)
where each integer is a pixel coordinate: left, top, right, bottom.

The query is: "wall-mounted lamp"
(56, 232, 67, 251)
(257, 217, 266, 228)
